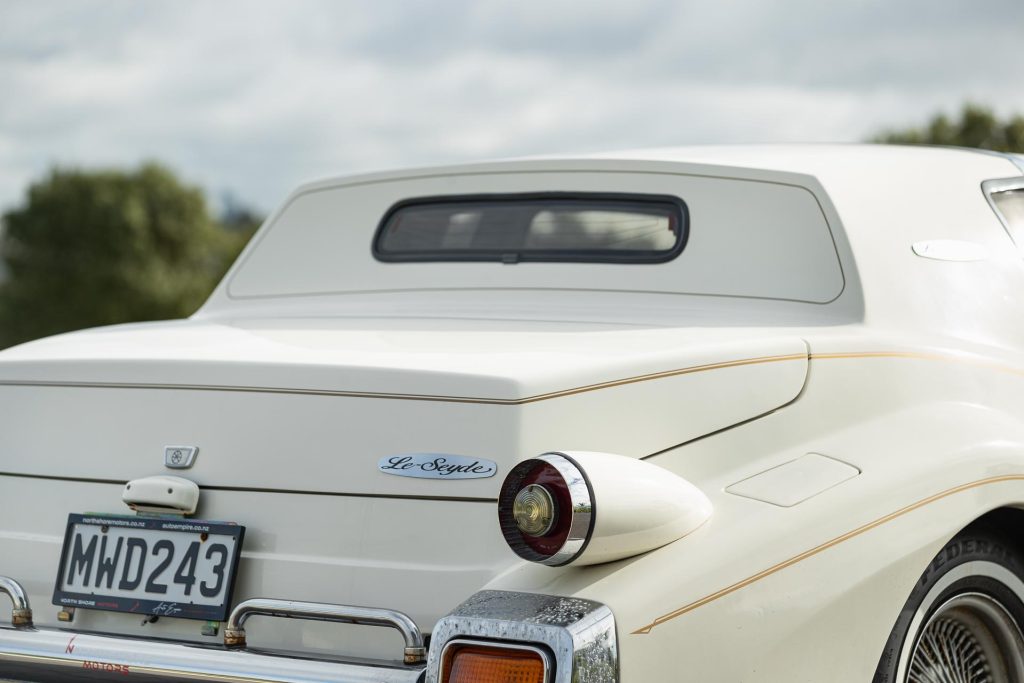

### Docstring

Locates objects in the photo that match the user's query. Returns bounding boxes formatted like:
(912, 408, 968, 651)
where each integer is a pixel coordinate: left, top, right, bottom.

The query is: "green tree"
(873, 103, 1024, 153)
(0, 163, 254, 348)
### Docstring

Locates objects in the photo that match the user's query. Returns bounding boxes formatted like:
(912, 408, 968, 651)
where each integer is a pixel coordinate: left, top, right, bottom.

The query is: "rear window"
(373, 193, 688, 263)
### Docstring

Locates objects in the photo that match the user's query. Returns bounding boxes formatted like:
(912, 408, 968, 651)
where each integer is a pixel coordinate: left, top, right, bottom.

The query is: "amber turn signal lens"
(442, 643, 547, 683)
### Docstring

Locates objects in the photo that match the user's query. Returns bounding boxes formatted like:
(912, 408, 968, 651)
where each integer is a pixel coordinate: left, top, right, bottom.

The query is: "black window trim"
(371, 191, 690, 265)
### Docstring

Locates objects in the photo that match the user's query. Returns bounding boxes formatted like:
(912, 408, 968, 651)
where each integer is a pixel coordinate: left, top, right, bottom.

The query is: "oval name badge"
(378, 453, 498, 480)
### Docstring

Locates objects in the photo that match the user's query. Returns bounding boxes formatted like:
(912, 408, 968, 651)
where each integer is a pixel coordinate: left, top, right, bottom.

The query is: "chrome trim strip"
(0, 576, 32, 627)
(0, 624, 425, 682)
(986, 178, 1024, 195)
(427, 590, 618, 683)
(224, 598, 426, 664)
(982, 176, 1024, 247)
(440, 638, 553, 682)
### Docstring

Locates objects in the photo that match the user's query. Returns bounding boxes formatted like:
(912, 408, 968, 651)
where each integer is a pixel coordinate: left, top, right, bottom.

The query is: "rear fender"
(483, 400, 1024, 681)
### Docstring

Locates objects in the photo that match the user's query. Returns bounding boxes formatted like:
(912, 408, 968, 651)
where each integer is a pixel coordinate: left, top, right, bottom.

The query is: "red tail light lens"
(498, 453, 594, 566)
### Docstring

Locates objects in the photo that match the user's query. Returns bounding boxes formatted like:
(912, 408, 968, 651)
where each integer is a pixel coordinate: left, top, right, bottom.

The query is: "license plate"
(53, 514, 245, 622)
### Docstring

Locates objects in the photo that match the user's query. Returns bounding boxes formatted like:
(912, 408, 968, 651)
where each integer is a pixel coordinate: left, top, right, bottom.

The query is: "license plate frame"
(52, 513, 245, 622)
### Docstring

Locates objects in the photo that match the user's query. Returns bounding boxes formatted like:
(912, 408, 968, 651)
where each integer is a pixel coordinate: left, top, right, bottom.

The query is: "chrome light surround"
(426, 590, 618, 683)
(498, 453, 595, 566)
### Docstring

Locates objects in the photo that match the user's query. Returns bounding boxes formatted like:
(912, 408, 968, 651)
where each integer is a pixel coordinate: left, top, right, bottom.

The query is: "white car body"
(2, 144, 1024, 681)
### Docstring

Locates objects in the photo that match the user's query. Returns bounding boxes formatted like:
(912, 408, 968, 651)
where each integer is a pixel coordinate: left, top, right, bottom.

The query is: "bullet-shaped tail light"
(499, 451, 713, 567)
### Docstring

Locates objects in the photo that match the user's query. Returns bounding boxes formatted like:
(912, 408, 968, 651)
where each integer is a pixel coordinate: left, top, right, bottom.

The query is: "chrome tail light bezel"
(498, 453, 595, 567)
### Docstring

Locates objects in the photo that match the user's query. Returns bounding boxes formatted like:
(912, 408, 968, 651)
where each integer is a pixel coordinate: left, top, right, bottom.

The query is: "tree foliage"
(873, 103, 1024, 153)
(0, 163, 257, 348)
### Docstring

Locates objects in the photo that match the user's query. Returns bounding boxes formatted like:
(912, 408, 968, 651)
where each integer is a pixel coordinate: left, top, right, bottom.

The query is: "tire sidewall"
(874, 531, 1024, 682)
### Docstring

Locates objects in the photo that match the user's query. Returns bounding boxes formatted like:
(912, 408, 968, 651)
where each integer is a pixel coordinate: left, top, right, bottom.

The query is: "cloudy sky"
(1, 0, 1022, 215)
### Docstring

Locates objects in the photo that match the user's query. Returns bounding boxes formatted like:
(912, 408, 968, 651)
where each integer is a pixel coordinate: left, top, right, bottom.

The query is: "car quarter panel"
(481, 347, 1024, 680)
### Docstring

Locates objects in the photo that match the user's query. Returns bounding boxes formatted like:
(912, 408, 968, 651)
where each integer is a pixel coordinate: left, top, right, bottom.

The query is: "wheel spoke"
(909, 618, 993, 683)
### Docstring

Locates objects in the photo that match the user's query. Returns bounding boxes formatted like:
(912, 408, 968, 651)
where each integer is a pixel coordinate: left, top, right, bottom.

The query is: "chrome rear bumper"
(1, 576, 618, 683)
(0, 626, 424, 682)
(0, 577, 426, 682)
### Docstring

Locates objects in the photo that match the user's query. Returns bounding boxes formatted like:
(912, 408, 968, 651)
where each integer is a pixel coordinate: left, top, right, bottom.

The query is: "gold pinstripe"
(631, 475, 1024, 635)
(1, 348, 1017, 406)
(0, 352, 806, 405)
(811, 350, 1024, 377)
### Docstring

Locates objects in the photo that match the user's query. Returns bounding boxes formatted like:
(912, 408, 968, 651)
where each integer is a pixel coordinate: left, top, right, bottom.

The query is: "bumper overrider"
(0, 578, 617, 682)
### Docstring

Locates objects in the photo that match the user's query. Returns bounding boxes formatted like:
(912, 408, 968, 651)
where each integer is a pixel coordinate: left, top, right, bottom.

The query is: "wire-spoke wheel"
(873, 521, 1024, 683)
(908, 594, 1024, 683)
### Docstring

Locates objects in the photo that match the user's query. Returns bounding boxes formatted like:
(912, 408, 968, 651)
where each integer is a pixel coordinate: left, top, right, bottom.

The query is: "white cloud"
(0, 0, 1022, 215)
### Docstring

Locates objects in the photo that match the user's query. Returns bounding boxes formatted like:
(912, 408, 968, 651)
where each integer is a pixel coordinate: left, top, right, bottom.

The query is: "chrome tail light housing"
(499, 453, 594, 566)
(498, 451, 712, 567)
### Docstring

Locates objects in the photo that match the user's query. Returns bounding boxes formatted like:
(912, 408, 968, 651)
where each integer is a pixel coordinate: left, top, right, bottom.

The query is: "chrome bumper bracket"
(0, 576, 32, 628)
(224, 598, 427, 664)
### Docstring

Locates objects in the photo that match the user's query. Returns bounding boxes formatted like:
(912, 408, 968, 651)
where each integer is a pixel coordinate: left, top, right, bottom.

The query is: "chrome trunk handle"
(224, 598, 427, 664)
(0, 576, 32, 627)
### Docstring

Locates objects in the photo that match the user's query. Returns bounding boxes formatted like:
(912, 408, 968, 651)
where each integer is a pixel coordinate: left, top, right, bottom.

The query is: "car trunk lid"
(0, 318, 808, 495)
(0, 318, 807, 658)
